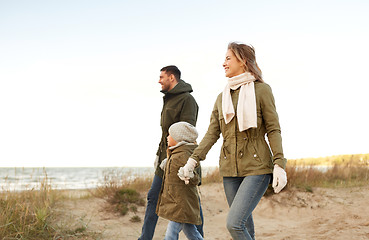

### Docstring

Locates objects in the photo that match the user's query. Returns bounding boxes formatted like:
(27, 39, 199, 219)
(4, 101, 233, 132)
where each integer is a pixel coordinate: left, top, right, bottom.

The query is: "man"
(138, 65, 203, 240)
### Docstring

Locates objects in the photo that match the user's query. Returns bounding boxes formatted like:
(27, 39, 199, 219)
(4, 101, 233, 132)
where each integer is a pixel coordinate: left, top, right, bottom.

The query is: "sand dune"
(58, 183, 369, 239)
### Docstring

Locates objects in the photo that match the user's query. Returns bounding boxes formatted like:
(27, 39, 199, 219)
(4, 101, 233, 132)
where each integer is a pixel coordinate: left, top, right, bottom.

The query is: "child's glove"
(154, 155, 159, 170)
(272, 164, 287, 193)
(177, 158, 197, 184)
(178, 167, 193, 184)
(159, 158, 167, 170)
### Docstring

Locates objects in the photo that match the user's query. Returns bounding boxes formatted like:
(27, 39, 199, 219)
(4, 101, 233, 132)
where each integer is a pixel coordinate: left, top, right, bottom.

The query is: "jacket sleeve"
(156, 143, 160, 157)
(191, 95, 221, 163)
(179, 94, 198, 126)
(260, 84, 287, 169)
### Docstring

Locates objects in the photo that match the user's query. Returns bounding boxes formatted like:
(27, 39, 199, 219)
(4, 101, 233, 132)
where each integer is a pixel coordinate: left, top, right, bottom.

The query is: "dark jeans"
(138, 174, 204, 240)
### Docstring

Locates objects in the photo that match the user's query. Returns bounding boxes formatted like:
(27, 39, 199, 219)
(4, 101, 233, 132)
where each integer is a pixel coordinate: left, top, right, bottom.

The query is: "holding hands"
(177, 158, 287, 193)
(177, 158, 197, 184)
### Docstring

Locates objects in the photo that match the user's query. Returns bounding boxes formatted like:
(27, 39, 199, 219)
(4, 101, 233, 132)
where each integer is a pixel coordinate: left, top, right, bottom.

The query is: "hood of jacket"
(161, 79, 193, 96)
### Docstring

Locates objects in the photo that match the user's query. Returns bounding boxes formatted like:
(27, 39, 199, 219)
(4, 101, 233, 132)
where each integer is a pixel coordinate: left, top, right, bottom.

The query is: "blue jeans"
(165, 221, 204, 240)
(223, 174, 271, 240)
(138, 174, 204, 240)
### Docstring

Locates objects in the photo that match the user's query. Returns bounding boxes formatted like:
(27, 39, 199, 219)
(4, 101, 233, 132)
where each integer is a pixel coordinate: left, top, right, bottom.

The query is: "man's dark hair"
(160, 65, 181, 81)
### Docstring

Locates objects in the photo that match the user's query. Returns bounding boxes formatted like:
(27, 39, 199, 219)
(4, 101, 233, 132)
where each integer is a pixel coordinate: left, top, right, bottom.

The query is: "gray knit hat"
(168, 122, 198, 143)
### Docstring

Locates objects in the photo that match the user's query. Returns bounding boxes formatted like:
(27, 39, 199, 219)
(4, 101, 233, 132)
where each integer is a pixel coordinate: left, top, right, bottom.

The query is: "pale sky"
(1, 0, 368, 167)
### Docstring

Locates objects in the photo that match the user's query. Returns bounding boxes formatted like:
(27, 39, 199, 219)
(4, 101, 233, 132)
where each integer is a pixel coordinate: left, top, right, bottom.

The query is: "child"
(156, 121, 203, 240)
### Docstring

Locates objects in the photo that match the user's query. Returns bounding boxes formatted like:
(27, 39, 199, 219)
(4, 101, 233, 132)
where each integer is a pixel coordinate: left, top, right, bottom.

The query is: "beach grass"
(1, 154, 368, 239)
(203, 153, 369, 188)
(92, 154, 369, 194)
(94, 168, 153, 196)
(0, 171, 61, 239)
(202, 154, 369, 196)
(286, 160, 369, 190)
(289, 153, 369, 166)
(1, 180, 59, 239)
(0, 171, 100, 239)
(202, 167, 222, 184)
(92, 169, 149, 221)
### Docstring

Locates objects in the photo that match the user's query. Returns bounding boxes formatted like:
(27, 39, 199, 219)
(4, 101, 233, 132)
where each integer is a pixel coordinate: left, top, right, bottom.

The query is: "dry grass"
(202, 167, 222, 184)
(0, 172, 99, 239)
(201, 156, 369, 193)
(0, 173, 60, 239)
(1, 154, 367, 239)
(290, 153, 369, 166)
(92, 169, 150, 221)
(93, 168, 153, 197)
(286, 161, 369, 191)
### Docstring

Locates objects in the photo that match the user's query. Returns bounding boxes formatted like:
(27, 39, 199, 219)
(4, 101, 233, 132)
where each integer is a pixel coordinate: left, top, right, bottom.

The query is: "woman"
(178, 42, 287, 240)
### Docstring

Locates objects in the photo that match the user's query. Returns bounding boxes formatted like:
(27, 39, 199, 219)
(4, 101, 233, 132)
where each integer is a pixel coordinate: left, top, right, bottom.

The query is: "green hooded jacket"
(156, 144, 201, 225)
(155, 80, 199, 178)
(191, 81, 287, 177)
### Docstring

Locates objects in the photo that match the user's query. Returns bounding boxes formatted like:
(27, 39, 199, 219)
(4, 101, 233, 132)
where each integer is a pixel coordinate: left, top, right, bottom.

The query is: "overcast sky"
(1, 0, 368, 167)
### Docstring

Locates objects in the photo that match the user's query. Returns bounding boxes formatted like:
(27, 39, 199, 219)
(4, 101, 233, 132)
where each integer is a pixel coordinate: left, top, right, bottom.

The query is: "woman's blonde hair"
(228, 42, 264, 82)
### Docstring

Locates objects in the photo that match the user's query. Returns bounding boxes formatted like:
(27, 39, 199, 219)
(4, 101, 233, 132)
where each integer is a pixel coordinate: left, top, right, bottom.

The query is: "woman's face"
(223, 49, 244, 78)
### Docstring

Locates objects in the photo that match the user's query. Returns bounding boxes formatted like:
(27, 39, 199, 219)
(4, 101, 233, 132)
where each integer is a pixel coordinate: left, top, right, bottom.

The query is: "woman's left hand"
(272, 164, 287, 193)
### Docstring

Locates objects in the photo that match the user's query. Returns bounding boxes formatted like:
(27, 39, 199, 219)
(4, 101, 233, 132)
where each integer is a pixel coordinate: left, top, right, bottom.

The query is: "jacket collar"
(161, 79, 193, 96)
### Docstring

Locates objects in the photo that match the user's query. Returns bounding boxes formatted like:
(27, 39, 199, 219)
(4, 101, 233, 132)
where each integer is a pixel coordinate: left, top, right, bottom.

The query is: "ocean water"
(0, 167, 153, 191)
(0, 166, 217, 191)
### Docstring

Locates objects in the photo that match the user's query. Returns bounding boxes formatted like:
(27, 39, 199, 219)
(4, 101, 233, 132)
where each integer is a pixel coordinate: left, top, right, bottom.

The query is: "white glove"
(159, 158, 168, 170)
(177, 158, 197, 184)
(178, 167, 192, 184)
(154, 155, 159, 170)
(272, 164, 287, 193)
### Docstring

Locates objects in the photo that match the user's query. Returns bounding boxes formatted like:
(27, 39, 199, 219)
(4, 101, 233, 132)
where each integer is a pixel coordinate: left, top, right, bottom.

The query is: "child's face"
(167, 135, 177, 147)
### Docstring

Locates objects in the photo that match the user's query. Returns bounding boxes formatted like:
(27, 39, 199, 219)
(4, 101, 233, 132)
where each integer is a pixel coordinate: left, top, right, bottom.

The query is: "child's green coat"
(156, 144, 201, 225)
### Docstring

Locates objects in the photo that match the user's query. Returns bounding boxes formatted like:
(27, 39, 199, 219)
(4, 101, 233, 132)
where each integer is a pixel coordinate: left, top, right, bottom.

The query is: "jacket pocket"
(238, 141, 264, 172)
(167, 185, 179, 205)
(252, 140, 273, 168)
(251, 143, 263, 164)
(219, 139, 230, 171)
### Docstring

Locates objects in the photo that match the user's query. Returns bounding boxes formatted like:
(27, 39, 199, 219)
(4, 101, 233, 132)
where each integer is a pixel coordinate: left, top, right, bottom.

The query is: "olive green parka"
(156, 144, 202, 225)
(155, 80, 199, 178)
(191, 81, 286, 177)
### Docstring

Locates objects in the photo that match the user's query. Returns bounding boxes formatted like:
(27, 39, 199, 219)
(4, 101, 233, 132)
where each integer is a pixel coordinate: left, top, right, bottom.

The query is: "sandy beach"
(58, 183, 369, 240)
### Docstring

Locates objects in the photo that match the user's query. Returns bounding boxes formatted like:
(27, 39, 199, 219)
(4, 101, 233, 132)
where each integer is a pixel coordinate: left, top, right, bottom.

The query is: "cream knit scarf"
(222, 72, 257, 131)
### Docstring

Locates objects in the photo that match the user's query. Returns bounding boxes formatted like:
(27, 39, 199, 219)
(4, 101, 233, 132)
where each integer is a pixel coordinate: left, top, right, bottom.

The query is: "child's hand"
(182, 158, 197, 176)
(159, 158, 168, 170)
(154, 155, 159, 170)
(177, 167, 193, 184)
(178, 158, 197, 184)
